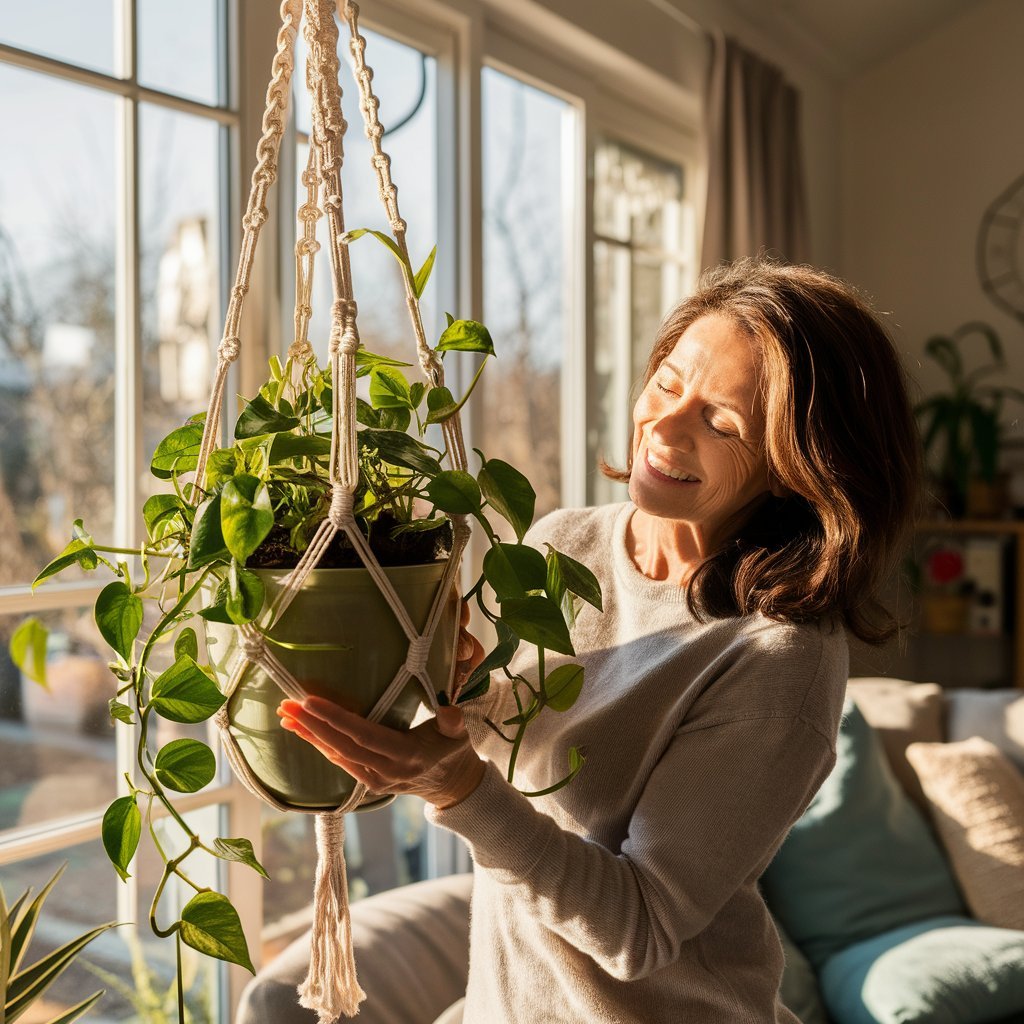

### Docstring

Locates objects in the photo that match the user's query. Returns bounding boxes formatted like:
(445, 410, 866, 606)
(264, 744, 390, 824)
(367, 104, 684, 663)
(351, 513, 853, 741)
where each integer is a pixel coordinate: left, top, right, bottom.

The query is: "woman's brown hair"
(602, 256, 923, 645)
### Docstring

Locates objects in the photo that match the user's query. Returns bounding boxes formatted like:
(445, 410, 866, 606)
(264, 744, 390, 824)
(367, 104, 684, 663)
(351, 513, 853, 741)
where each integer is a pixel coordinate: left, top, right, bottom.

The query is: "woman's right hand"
(454, 597, 486, 700)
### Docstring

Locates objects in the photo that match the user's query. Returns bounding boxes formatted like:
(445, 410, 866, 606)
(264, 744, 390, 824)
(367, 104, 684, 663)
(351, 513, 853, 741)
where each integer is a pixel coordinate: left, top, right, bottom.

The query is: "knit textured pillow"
(905, 737, 1024, 931)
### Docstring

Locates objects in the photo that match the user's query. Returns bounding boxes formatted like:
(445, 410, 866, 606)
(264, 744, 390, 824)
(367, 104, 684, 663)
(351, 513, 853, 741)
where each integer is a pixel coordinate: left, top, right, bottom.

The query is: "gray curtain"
(701, 33, 809, 267)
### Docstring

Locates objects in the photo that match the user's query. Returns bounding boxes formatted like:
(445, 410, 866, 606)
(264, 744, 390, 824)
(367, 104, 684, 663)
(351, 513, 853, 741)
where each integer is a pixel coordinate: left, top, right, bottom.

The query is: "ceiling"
(724, 0, 982, 80)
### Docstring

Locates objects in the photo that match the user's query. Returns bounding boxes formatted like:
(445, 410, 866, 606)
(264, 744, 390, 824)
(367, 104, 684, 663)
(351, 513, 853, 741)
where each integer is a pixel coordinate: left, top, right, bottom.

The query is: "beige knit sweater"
(426, 502, 848, 1023)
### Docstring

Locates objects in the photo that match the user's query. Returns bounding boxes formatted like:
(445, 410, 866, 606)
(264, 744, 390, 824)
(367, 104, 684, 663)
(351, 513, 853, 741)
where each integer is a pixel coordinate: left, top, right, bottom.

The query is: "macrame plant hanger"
(190, 1, 471, 1019)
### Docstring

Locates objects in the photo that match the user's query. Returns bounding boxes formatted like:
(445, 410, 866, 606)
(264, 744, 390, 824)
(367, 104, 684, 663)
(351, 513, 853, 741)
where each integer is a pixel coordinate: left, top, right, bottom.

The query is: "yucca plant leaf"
(40, 987, 106, 1024)
(7, 864, 67, 977)
(6, 921, 119, 1019)
(923, 334, 962, 383)
(1, 879, 11, 1012)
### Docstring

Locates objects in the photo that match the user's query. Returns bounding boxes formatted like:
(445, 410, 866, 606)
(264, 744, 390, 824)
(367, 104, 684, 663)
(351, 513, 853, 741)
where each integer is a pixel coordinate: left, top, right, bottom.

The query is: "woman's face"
(629, 312, 777, 540)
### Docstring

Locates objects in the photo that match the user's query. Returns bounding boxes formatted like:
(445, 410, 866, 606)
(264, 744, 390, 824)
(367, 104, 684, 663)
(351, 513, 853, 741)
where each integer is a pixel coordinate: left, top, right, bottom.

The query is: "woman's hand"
(276, 599, 488, 810)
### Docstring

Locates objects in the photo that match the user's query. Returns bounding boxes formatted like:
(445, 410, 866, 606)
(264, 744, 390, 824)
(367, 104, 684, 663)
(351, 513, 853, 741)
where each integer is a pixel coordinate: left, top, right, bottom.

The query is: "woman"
(277, 257, 922, 1022)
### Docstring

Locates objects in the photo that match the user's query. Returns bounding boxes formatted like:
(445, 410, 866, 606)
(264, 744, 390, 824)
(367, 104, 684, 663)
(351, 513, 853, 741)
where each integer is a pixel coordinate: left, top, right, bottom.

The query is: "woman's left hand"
(276, 696, 486, 810)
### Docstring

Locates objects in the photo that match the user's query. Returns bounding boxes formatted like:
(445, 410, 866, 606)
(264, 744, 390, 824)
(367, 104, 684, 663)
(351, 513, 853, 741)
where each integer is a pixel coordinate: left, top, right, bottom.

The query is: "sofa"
(237, 679, 1024, 1024)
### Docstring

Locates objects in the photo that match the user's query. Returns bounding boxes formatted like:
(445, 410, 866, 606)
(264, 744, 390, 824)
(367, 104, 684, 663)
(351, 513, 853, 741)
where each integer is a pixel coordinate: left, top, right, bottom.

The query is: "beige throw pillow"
(905, 737, 1024, 931)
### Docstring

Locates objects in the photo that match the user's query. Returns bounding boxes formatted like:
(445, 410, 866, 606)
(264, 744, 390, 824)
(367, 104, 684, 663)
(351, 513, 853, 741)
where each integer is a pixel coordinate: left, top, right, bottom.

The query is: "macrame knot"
(238, 631, 266, 661)
(329, 487, 354, 527)
(243, 207, 268, 230)
(218, 336, 241, 363)
(289, 338, 314, 361)
(404, 635, 432, 676)
(323, 193, 343, 211)
(213, 706, 230, 731)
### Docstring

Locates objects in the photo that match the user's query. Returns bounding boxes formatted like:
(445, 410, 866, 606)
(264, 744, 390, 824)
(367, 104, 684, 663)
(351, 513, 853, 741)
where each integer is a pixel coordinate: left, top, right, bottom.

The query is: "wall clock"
(978, 172, 1024, 323)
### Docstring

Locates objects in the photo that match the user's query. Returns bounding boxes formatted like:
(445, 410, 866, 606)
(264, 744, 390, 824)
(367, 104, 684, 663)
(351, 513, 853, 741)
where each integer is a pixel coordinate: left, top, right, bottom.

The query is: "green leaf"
(150, 656, 226, 724)
(234, 393, 301, 439)
(174, 627, 199, 662)
(102, 795, 141, 883)
(436, 319, 495, 356)
(369, 365, 414, 410)
(426, 470, 482, 514)
(354, 349, 413, 376)
(482, 543, 547, 601)
(212, 838, 270, 879)
(409, 381, 426, 410)
(150, 422, 205, 479)
(355, 397, 381, 427)
(32, 538, 99, 589)
(220, 475, 274, 563)
(444, 311, 455, 328)
(198, 581, 234, 624)
(10, 618, 48, 688)
(94, 581, 143, 662)
(378, 406, 412, 432)
(108, 698, 135, 725)
(545, 546, 603, 612)
(458, 621, 519, 703)
(478, 457, 536, 542)
(179, 891, 254, 973)
(40, 988, 106, 1024)
(390, 517, 448, 537)
(205, 447, 240, 489)
(227, 561, 266, 625)
(6, 862, 67, 977)
(424, 386, 458, 425)
(500, 596, 575, 656)
(142, 494, 183, 534)
(359, 429, 442, 475)
(545, 663, 585, 712)
(187, 492, 230, 569)
(154, 738, 216, 793)
(269, 433, 332, 462)
(341, 227, 410, 278)
(413, 244, 437, 298)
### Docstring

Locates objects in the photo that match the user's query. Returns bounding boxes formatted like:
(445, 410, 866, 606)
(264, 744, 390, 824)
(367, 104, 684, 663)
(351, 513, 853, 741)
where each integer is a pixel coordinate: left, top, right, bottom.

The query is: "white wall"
(840, 0, 1024, 404)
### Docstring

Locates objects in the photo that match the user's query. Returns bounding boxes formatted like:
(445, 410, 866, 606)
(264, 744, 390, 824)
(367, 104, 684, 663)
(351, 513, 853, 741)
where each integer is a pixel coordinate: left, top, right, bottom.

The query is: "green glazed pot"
(204, 561, 459, 812)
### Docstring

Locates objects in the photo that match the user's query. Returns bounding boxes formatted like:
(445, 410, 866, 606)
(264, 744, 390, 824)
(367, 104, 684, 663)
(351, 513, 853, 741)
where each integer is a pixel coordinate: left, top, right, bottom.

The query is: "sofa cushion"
(818, 914, 1024, 1024)
(760, 699, 966, 971)
(906, 737, 1024, 931)
(846, 677, 945, 815)
(946, 690, 1024, 771)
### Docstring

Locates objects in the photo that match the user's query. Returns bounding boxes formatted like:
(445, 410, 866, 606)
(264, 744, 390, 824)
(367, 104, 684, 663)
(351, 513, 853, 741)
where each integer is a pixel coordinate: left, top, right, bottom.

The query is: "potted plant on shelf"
(915, 321, 1024, 519)
(918, 540, 974, 634)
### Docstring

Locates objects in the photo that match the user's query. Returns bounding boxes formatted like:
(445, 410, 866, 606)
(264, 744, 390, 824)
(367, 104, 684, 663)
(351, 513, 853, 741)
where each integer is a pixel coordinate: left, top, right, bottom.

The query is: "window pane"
(0, 0, 116, 76)
(480, 67, 571, 524)
(140, 103, 222, 496)
(0, 65, 116, 586)
(291, 28, 438, 366)
(261, 794, 428, 962)
(0, 824, 217, 1019)
(0, 607, 115, 833)
(590, 139, 691, 507)
(138, 0, 224, 106)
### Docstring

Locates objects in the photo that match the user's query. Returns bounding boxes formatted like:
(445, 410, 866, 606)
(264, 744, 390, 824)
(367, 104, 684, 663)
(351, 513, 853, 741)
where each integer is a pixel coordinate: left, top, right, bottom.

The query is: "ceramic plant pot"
(203, 561, 459, 812)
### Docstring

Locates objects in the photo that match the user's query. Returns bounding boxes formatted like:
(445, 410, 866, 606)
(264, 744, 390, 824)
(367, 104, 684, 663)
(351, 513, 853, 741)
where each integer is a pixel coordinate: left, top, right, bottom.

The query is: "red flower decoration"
(926, 548, 964, 586)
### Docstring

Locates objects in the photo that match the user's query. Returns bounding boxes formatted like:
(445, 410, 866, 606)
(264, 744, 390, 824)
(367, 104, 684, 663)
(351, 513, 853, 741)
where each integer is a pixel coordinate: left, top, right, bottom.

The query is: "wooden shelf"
(918, 519, 1024, 535)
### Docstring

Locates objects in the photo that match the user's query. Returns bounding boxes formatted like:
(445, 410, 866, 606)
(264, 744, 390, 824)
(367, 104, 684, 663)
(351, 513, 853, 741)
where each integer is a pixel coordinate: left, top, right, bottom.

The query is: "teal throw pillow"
(760, 698, 966, 971)
(775, 914, 829, 1024)
(818, 914, 1024, 1024)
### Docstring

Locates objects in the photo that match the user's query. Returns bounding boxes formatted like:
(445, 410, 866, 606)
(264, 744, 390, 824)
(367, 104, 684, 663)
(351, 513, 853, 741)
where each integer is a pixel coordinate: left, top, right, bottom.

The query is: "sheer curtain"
(701, 32, 809, 267)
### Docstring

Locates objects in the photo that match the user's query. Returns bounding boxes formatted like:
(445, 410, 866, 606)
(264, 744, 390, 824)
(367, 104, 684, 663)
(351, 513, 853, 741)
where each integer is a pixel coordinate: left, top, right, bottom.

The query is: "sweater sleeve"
(425, 711, 836, 981)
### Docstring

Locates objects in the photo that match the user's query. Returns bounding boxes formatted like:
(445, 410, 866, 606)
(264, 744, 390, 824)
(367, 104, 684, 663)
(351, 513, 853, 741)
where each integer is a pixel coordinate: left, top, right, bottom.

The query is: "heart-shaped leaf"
(478, 458, 535, 542)
(545, 663, 585, 712)
(482, 543, 547, 601)
(179, 891, 254, 972)
(142, 494, 183, 534)
(154, 738, 216, 793)
(95, 582, 143, 662)
(220, 475, 274, 563)
(436, 319, 495, 356)
(10, 618, 49, 688)
(425, 471, 481, 514)
(234, 393, 300, 439)
(187, 492, 230, 569)
(102, 795, 141, 882)
(32, 538, 99, 589)
(227, 561, 266, 625)
(150, 656, 226, 724)
(459, 620, 519, 701)
(359, 429, 442, 475)
(212, 837, 270, 879)
(499, 595, 574, 656)
(545, 546, 603, 612)
(174, 627, 199, 662)
(151, 422, 204, 479)
(369, 366, 413, 410)
(108, 697, 135, 725)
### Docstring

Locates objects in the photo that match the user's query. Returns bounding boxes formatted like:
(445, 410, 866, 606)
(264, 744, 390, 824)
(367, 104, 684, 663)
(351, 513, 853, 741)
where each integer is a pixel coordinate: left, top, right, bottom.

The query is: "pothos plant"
(9, 235, 603, 1001)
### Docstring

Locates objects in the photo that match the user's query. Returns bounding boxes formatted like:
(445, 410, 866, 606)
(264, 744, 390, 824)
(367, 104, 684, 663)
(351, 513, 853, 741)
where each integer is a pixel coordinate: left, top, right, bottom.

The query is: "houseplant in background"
(915, 321, 1024, 518)
(1, 861, 120, 1023)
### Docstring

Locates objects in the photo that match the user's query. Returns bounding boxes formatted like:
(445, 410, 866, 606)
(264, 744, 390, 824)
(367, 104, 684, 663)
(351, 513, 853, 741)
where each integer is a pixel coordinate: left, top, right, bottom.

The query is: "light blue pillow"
(819, 915, 1024, 1024)
(760, 698, 966, 971)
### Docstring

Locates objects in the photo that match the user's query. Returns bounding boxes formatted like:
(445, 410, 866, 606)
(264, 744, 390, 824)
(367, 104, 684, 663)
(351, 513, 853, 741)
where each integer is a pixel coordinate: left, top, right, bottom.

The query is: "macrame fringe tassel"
(297, 810, 367, 1021)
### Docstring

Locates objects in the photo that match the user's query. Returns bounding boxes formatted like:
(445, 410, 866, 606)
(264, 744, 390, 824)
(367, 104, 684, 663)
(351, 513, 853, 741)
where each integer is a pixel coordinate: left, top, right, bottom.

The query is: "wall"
(840, 0, 1024, 405)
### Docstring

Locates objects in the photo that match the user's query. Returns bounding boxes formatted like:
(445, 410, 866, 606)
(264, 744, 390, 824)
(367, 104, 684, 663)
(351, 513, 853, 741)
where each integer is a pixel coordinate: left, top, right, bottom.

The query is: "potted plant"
(915, 321, 1024, 519)
(1, 860, 121, 1023)
(9, 271, 602, 1007)
(918, 541, 974, 634)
